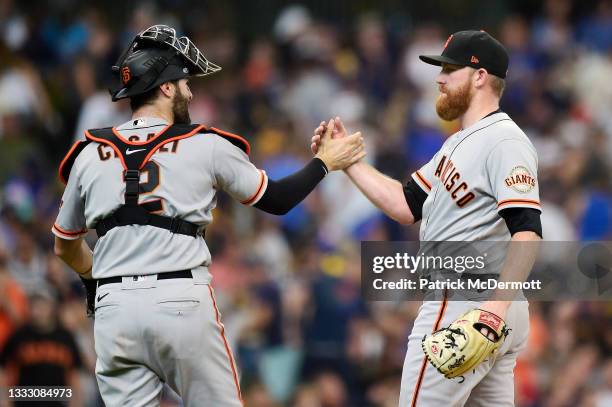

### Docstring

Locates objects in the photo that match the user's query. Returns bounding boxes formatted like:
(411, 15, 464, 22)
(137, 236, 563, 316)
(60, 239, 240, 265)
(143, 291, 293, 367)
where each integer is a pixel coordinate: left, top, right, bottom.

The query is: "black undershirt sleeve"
(499, 207, 542, 238)
(254, 158, 328, 215)
(403, 179, 428, 222)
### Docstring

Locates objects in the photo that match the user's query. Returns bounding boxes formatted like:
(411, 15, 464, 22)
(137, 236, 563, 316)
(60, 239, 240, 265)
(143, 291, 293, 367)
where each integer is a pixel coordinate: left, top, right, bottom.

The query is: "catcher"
(52, 25, 364, 406)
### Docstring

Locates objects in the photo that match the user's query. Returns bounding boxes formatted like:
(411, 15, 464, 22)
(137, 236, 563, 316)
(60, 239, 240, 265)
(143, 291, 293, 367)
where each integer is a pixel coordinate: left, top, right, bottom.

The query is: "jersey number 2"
(139, 161, 163, 212)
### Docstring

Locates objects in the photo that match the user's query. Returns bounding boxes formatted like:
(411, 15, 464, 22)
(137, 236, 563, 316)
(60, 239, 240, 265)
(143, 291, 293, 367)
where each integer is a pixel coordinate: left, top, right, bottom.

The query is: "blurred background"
(0, 0, 611, 406)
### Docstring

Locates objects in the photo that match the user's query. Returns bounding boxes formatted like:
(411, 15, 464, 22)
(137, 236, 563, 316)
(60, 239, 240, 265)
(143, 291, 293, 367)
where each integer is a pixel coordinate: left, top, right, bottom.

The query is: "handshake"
(312, 117, 366, 172)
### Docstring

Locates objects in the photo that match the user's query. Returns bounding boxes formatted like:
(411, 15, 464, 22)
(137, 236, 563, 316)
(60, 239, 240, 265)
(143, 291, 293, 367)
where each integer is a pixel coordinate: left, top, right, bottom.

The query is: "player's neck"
(460, 95, 500, 129)
(132, 105, 174, 124)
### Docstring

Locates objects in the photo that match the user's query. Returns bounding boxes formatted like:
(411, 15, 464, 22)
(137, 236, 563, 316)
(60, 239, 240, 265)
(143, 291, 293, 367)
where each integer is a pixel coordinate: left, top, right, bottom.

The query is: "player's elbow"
(54, 237, 76, 260)
(269, 208, 291, 216)
(54, 239, 66, 258)
(387, 204, 415, 225)
(254, 203, 291, 216)
(397, 215, 415, 225)
(268, 204, 291, 215)
(395, 212, 415, 225)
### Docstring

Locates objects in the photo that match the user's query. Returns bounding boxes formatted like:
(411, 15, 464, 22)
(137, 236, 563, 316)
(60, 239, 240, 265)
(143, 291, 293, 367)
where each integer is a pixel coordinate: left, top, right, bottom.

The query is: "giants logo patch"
(505, 166, 536, 193)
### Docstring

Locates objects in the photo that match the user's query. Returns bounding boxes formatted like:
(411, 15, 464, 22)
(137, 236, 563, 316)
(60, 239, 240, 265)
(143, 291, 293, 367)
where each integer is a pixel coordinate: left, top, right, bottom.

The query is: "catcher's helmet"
(109, 25, 221, 101)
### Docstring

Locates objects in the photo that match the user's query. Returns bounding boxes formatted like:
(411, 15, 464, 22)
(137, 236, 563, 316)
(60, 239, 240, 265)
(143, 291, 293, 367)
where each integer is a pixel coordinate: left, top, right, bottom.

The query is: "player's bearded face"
(436, 73, 474, 121)
(172, 87, 191, 124)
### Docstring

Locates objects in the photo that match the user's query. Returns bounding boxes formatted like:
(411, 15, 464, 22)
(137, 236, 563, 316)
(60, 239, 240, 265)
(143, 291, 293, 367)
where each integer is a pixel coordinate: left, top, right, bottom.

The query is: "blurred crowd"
(0, 0, 611, 406)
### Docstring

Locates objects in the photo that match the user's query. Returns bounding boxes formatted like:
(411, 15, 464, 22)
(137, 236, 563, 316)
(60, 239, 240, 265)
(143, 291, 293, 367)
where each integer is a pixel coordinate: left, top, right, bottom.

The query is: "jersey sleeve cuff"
(240, 170, 268, 206)
(52, 224, 88, 240)
(411, 171, 432, 193)
(497, 199, 541, 212)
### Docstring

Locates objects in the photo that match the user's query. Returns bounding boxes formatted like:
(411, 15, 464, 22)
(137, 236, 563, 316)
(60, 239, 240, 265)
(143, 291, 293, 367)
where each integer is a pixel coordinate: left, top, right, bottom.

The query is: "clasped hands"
(313, 117, 366, 172)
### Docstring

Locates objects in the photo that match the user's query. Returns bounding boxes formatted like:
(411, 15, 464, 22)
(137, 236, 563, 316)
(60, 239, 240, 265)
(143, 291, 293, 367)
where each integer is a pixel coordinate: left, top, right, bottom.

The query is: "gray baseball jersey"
(52, 117, 268, 279)
(411, 112, 540, 242)
(400, 112, 540, 407)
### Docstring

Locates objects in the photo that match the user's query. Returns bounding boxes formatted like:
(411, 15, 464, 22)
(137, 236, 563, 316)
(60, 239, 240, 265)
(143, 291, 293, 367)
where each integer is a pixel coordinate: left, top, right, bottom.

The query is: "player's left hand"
(421, 308, 510, 380)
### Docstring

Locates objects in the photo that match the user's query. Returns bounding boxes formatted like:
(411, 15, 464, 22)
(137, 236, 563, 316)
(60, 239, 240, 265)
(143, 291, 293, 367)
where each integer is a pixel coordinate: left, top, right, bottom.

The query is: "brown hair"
(129, 87, 161, 111)
(129, 80, 179, 111)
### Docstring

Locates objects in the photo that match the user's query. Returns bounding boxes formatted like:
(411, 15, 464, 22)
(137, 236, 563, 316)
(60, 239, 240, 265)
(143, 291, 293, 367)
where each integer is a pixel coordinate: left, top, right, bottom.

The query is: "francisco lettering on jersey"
(434, 155, 475, 208)
(97, 134, 180, 161)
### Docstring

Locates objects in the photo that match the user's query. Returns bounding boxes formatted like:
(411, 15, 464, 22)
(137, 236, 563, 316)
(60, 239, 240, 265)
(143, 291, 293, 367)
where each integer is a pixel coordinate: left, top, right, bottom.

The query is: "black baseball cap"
(419, 30, 509, 79)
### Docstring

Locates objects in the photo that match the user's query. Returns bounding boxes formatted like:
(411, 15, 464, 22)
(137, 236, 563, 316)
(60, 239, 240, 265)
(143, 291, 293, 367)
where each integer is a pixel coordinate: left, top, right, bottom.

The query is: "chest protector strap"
(85, 124, 205, 238)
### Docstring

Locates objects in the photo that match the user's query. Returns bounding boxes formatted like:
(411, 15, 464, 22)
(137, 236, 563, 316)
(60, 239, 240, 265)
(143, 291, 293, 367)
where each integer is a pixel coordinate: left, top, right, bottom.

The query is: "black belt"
(97, 269, 192, 287)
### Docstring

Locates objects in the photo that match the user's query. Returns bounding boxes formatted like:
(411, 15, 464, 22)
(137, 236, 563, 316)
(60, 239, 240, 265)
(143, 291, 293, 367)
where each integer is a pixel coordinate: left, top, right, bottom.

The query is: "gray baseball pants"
(93, 267, 242, 406)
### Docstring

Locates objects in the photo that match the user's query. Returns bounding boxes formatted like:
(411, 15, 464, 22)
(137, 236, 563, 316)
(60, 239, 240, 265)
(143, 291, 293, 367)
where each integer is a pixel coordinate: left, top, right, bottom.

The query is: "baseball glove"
(421, 309, 509, 380)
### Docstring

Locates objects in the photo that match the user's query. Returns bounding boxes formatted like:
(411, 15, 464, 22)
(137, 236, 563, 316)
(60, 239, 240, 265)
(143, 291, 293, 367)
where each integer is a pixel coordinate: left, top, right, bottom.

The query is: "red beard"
(436, 80, 473, 121)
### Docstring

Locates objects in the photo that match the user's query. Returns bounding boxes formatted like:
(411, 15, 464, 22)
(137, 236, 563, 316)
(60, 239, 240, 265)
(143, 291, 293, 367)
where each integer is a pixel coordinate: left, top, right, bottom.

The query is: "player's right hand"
(314, 118, 366, 171)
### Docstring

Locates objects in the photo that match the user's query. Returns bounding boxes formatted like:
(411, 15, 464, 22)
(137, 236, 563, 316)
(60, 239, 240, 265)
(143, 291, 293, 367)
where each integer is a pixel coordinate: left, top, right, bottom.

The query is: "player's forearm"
(344, 161, 415, 224)
(54, 237, 93, 278)
(483, 231, 541, 314)
(254, 158, 328, 215)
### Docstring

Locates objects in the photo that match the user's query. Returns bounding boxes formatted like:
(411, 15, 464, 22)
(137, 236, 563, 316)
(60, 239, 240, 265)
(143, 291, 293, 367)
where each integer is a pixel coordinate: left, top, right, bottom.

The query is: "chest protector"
(59, 124, 250, 238)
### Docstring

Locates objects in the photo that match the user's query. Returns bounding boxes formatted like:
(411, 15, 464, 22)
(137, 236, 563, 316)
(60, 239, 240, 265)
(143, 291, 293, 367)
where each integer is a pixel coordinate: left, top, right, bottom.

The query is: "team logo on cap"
(470, 56, 479, 64)
(121, 67, 131, 84)
(505, 166, 536, 193)
(443, 34, 453, 50)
